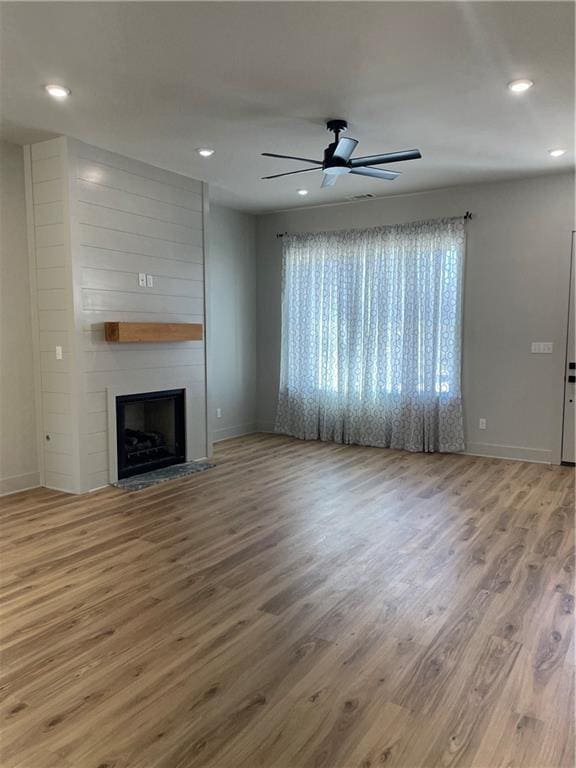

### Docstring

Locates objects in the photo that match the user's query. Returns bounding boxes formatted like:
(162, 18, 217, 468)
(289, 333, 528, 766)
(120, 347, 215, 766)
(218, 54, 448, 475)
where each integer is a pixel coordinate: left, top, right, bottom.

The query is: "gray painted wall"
(208, 205, 257, 441)
(0, 141, 38, 494)
(256, 173, 575, 463)
(8, 135, 574, 496)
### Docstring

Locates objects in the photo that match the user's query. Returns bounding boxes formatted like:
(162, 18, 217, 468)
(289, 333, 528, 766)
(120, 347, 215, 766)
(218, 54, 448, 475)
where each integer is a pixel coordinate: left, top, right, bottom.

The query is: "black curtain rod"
(276, 211, 473, 238)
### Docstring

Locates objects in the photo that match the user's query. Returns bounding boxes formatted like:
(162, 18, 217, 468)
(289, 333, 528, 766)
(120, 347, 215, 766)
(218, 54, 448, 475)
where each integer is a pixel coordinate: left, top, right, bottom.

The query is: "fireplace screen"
(116, 389, 186, 479)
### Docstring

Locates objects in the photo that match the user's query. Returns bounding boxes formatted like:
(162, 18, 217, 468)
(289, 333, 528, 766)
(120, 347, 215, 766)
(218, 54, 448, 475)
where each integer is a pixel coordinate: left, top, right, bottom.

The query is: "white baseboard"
(464, 442, 553, 464)
(252, 431, 553, 465)
(0, 471, 41, 497)
(212, 422, 259, 443)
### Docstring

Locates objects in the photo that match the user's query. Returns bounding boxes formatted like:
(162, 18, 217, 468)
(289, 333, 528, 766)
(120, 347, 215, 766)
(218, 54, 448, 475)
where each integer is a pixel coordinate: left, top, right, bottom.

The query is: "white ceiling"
(1, 2, 573, 213)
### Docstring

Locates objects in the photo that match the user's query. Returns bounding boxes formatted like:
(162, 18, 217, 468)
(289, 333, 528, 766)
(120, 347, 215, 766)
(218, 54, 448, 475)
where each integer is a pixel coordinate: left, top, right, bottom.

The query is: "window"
(275, 217, 466, 453)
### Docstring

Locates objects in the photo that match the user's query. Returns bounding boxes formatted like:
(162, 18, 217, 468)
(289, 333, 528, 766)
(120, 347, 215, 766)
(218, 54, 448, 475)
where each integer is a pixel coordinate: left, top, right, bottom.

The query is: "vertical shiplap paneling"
(67, 140, 207, 490)
(29, 137, 77, 493)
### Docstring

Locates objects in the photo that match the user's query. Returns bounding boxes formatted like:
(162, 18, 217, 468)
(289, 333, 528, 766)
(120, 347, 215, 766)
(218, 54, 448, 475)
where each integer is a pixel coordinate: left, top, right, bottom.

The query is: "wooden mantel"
(104, 322, 203, 343)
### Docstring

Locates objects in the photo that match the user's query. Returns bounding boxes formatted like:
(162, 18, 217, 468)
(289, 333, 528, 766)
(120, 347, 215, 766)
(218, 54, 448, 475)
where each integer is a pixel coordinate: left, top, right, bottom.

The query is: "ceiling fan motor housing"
(324, 119, 352, 172)
(323, 144, 350, 172)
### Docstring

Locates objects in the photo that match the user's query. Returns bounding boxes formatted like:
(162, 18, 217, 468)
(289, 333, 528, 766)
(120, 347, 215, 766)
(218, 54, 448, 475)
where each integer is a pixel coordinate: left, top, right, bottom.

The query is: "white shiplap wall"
(25, 137, 208, 493)
(68, 140, 207, 491)
(25, 137, 79, 492)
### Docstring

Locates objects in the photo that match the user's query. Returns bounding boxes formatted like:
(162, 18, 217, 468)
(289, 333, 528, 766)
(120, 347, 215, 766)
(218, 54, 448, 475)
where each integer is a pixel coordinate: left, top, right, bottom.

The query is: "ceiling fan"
(261, 119, 422, 188)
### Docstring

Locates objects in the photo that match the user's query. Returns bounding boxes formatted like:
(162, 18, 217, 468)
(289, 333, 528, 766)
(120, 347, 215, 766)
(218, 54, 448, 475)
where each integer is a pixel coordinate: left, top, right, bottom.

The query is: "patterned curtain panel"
(275, 217, 466, 453)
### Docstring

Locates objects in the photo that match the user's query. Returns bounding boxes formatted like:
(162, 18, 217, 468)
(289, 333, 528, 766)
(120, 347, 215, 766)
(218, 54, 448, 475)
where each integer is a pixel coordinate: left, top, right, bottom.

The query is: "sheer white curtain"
(275, 217, 466, 453)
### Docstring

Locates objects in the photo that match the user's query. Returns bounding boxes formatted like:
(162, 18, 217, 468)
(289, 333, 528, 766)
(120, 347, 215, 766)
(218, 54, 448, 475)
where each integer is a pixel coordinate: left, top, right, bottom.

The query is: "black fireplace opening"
(116, 389, 186, 479)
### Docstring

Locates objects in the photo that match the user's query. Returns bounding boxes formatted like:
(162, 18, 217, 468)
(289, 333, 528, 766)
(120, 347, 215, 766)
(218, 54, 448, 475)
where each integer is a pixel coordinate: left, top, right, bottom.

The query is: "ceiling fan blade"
(350, 149, 422, 167)
(350, 167, 400, 181)
(332, 137, 359, 161)
(262, 167, 322, 180)
(321, 173, 337, 188)
(262, 152, 322, 165)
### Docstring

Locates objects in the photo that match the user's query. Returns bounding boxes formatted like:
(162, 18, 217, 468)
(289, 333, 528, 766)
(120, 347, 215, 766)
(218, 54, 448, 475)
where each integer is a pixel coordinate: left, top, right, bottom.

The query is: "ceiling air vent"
(347, 193, 375, 201)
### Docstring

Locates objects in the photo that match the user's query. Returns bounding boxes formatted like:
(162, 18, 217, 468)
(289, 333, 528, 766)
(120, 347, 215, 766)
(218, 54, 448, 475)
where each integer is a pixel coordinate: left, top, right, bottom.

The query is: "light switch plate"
(146, 274, 154, 288)
(531, 342, 554, 354)
(138, 272, 146, 287)
(479, 418, 487, 430)
(55, 345, 63, 360)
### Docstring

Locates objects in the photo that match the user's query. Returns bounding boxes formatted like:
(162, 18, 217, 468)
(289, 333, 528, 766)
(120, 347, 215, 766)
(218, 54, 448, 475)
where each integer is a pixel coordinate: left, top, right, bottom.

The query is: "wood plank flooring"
(0, 433, 574, 768)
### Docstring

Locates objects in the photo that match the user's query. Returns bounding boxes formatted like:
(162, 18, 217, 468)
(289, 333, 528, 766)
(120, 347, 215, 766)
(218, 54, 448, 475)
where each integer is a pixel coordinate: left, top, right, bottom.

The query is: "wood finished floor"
(1, 434, 574, 768)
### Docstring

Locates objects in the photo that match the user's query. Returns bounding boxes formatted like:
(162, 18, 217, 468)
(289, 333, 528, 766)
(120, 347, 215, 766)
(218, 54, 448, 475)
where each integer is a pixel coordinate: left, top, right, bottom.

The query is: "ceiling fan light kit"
(262, 119, 422, 190)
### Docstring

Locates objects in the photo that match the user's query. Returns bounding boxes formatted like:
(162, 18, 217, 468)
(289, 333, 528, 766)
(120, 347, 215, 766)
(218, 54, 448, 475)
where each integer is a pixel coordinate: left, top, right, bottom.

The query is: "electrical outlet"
(55, 345, 63, 360)
(138, 272, 146, 287)
(479, 418, 487, 430)
(531, 342, 554, 354)
(146, 274, 154, 288)
(216, 408, 222, 419)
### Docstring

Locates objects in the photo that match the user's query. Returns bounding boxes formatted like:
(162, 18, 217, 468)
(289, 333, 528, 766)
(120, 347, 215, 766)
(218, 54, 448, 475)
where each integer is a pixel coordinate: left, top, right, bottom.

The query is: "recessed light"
(297, 189, 308, 196)
(196, 148, 214, 157)
(44, 84, 71, 100)
(507, 79, 534, 93)
(548, 148, 566, 158)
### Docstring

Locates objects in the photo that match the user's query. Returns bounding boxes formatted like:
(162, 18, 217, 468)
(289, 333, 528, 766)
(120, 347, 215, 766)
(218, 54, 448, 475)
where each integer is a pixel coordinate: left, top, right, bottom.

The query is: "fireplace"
(116, 389, 186, 479)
